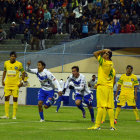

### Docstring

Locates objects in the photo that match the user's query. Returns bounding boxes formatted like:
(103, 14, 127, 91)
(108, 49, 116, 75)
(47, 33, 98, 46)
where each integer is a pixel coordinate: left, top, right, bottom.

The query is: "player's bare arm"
(27, 60, 31, 66)
(113, 76, 116, 87)
(18, 71, 26, 88)
(93, 49, 111, 59)
(2, 70, 6, 86)
(115, 84, 121, 98)
(134, 86, 138, 101)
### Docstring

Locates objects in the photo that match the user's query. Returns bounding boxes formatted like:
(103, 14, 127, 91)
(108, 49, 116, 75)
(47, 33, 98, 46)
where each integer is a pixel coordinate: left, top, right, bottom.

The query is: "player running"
(64, 66, 94, 122)
(114, 65, 139, 123)
(1, 51, 25, 119)
(88, 49, 116, 130)
(26, 60, 62, 122)
(56, 78, 70, 112)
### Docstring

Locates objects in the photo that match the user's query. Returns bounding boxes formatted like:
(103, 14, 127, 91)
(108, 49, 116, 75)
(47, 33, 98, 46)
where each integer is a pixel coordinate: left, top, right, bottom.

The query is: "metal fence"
(0, 34, 140, 74)
(0, 50, 140, 74)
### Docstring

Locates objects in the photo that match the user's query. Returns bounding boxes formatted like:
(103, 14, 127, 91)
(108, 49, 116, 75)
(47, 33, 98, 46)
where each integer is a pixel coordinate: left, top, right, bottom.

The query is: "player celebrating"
(56, 78, 70, 112)
(1, 51, 25, 119)
(64, 66, 94, 122)
(88, 49, 116, 130)
(114, 65, 139, 123)
(26, 60, 62, 122)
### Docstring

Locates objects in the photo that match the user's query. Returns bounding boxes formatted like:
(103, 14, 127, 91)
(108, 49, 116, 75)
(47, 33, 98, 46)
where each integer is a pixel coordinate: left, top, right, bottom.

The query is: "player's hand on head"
(27, 61, 31, 66)
(104, 49, 111, 52)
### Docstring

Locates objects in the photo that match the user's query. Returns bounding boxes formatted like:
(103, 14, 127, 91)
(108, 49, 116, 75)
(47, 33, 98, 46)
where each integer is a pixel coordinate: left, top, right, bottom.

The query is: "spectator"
(72, 0, 79, 10)
(54, 0, 63, 9)
(82, 21, 88, 38)
(31, 25, 40, 50)
(110, 5, 116, 18)
(88, 75, 97, 90)
(37, 6, 44, 20)
(47, 17, 57, 39)
(1, 0, 140, 42)
(39, 29, 46, 50)
(125, 20, 136, 33)
(0, 0, 6, 24)
(106, 21, 114, 34)
(131, 10, 138, 25)
(26, 2, 33, 17)
(0, 28, 7, 42)
(120, 26, 125, 33)
(112, 19, 121, 34)
(9, 22, 17, 39)
(10, 0, 17, 22)
(21, 28, 30, 44)
(88, 0, 93, 11)
(70, 26, 79, 39)
(57, 9, 64, 34)
(24, 16, 30, 29)
(121, 9, 130, 25)
(102, 9, 109, 22)
(16, 9, 25, 21)
(89, 26, 97, 36)
(98, 19, 105, 33)
(44, 9, 51, 21)
(73, 6, 82, 20)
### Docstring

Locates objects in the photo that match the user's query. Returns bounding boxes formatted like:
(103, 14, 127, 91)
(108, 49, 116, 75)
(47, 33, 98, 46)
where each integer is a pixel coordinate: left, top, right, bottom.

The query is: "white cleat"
(0, 116, 9, 119)
(110, 127, 116, 131)
(40, 119, 45, 122)
(12, 117, 16, 120)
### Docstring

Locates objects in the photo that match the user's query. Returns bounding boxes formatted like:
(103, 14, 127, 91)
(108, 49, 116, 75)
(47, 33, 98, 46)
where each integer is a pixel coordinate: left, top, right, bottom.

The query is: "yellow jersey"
(4, 60, 24, 89)
(118, 74, 139, 94)
(97, 55, 115, 87)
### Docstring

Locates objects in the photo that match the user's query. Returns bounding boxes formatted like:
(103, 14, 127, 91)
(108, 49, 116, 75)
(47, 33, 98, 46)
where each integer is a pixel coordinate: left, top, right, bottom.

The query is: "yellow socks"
(5, 101, 9, 117)
(108, 109, 115, 128)
(95, 107, 104, 127)
(115, 107, 121, 120)
(102, 108, 107, 122)
(13, 102, 18, 118)
(133, 108, 139, 120)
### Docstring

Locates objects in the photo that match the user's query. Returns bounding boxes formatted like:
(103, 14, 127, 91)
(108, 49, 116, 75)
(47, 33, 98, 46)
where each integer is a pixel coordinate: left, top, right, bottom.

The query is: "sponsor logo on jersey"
(15, 66, 18, 70)
(131, 78, 134, 81)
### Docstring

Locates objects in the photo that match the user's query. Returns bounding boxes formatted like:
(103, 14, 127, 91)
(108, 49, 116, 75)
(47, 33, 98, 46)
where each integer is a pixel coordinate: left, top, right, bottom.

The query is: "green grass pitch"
(0, 105, 140, 140)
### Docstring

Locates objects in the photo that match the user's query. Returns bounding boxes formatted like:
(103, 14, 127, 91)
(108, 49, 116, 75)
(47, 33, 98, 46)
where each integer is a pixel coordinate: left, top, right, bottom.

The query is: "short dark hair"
(10, 51, 17, 57)
(126, 65, 133, 70)
(92, 75, 96, 77)
(108, 51, 112, 60)
(72, 66, 79, 72)
(38, 61, 46, 68)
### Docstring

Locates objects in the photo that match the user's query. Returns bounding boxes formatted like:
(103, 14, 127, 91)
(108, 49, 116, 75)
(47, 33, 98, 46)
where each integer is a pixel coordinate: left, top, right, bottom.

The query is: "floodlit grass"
(0, 105, 140, 140)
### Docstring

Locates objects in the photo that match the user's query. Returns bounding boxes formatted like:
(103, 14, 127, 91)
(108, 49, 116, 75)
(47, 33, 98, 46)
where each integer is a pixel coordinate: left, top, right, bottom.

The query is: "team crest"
(131, 78, 134, 81)
(15, 66, 18, 70)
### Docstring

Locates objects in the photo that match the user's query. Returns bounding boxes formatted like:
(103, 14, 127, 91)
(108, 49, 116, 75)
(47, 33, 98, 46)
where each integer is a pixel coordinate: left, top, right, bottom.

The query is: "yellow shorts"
(97, 85, 114, 108)
(4, 88, 19, 97)
(117, 94, 136, 106)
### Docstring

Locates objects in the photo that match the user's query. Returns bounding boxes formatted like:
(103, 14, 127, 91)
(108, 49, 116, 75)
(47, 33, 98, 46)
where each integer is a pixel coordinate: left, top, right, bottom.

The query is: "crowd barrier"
(26, 88, 140, 109)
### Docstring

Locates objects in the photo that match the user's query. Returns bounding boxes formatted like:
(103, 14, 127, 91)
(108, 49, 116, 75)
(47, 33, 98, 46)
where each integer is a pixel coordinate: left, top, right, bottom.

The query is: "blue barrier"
(26, 88, 140, 109)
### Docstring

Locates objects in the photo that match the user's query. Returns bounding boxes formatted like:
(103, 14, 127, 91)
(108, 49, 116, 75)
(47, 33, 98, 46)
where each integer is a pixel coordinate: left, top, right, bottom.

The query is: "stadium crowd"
(0, 0, 140, 44)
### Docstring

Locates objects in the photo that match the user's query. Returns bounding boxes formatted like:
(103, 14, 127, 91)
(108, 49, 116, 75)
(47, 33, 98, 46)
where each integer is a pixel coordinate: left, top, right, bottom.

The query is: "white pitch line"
(0, 121, 41, 125)
(0, 119, 91, 125)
